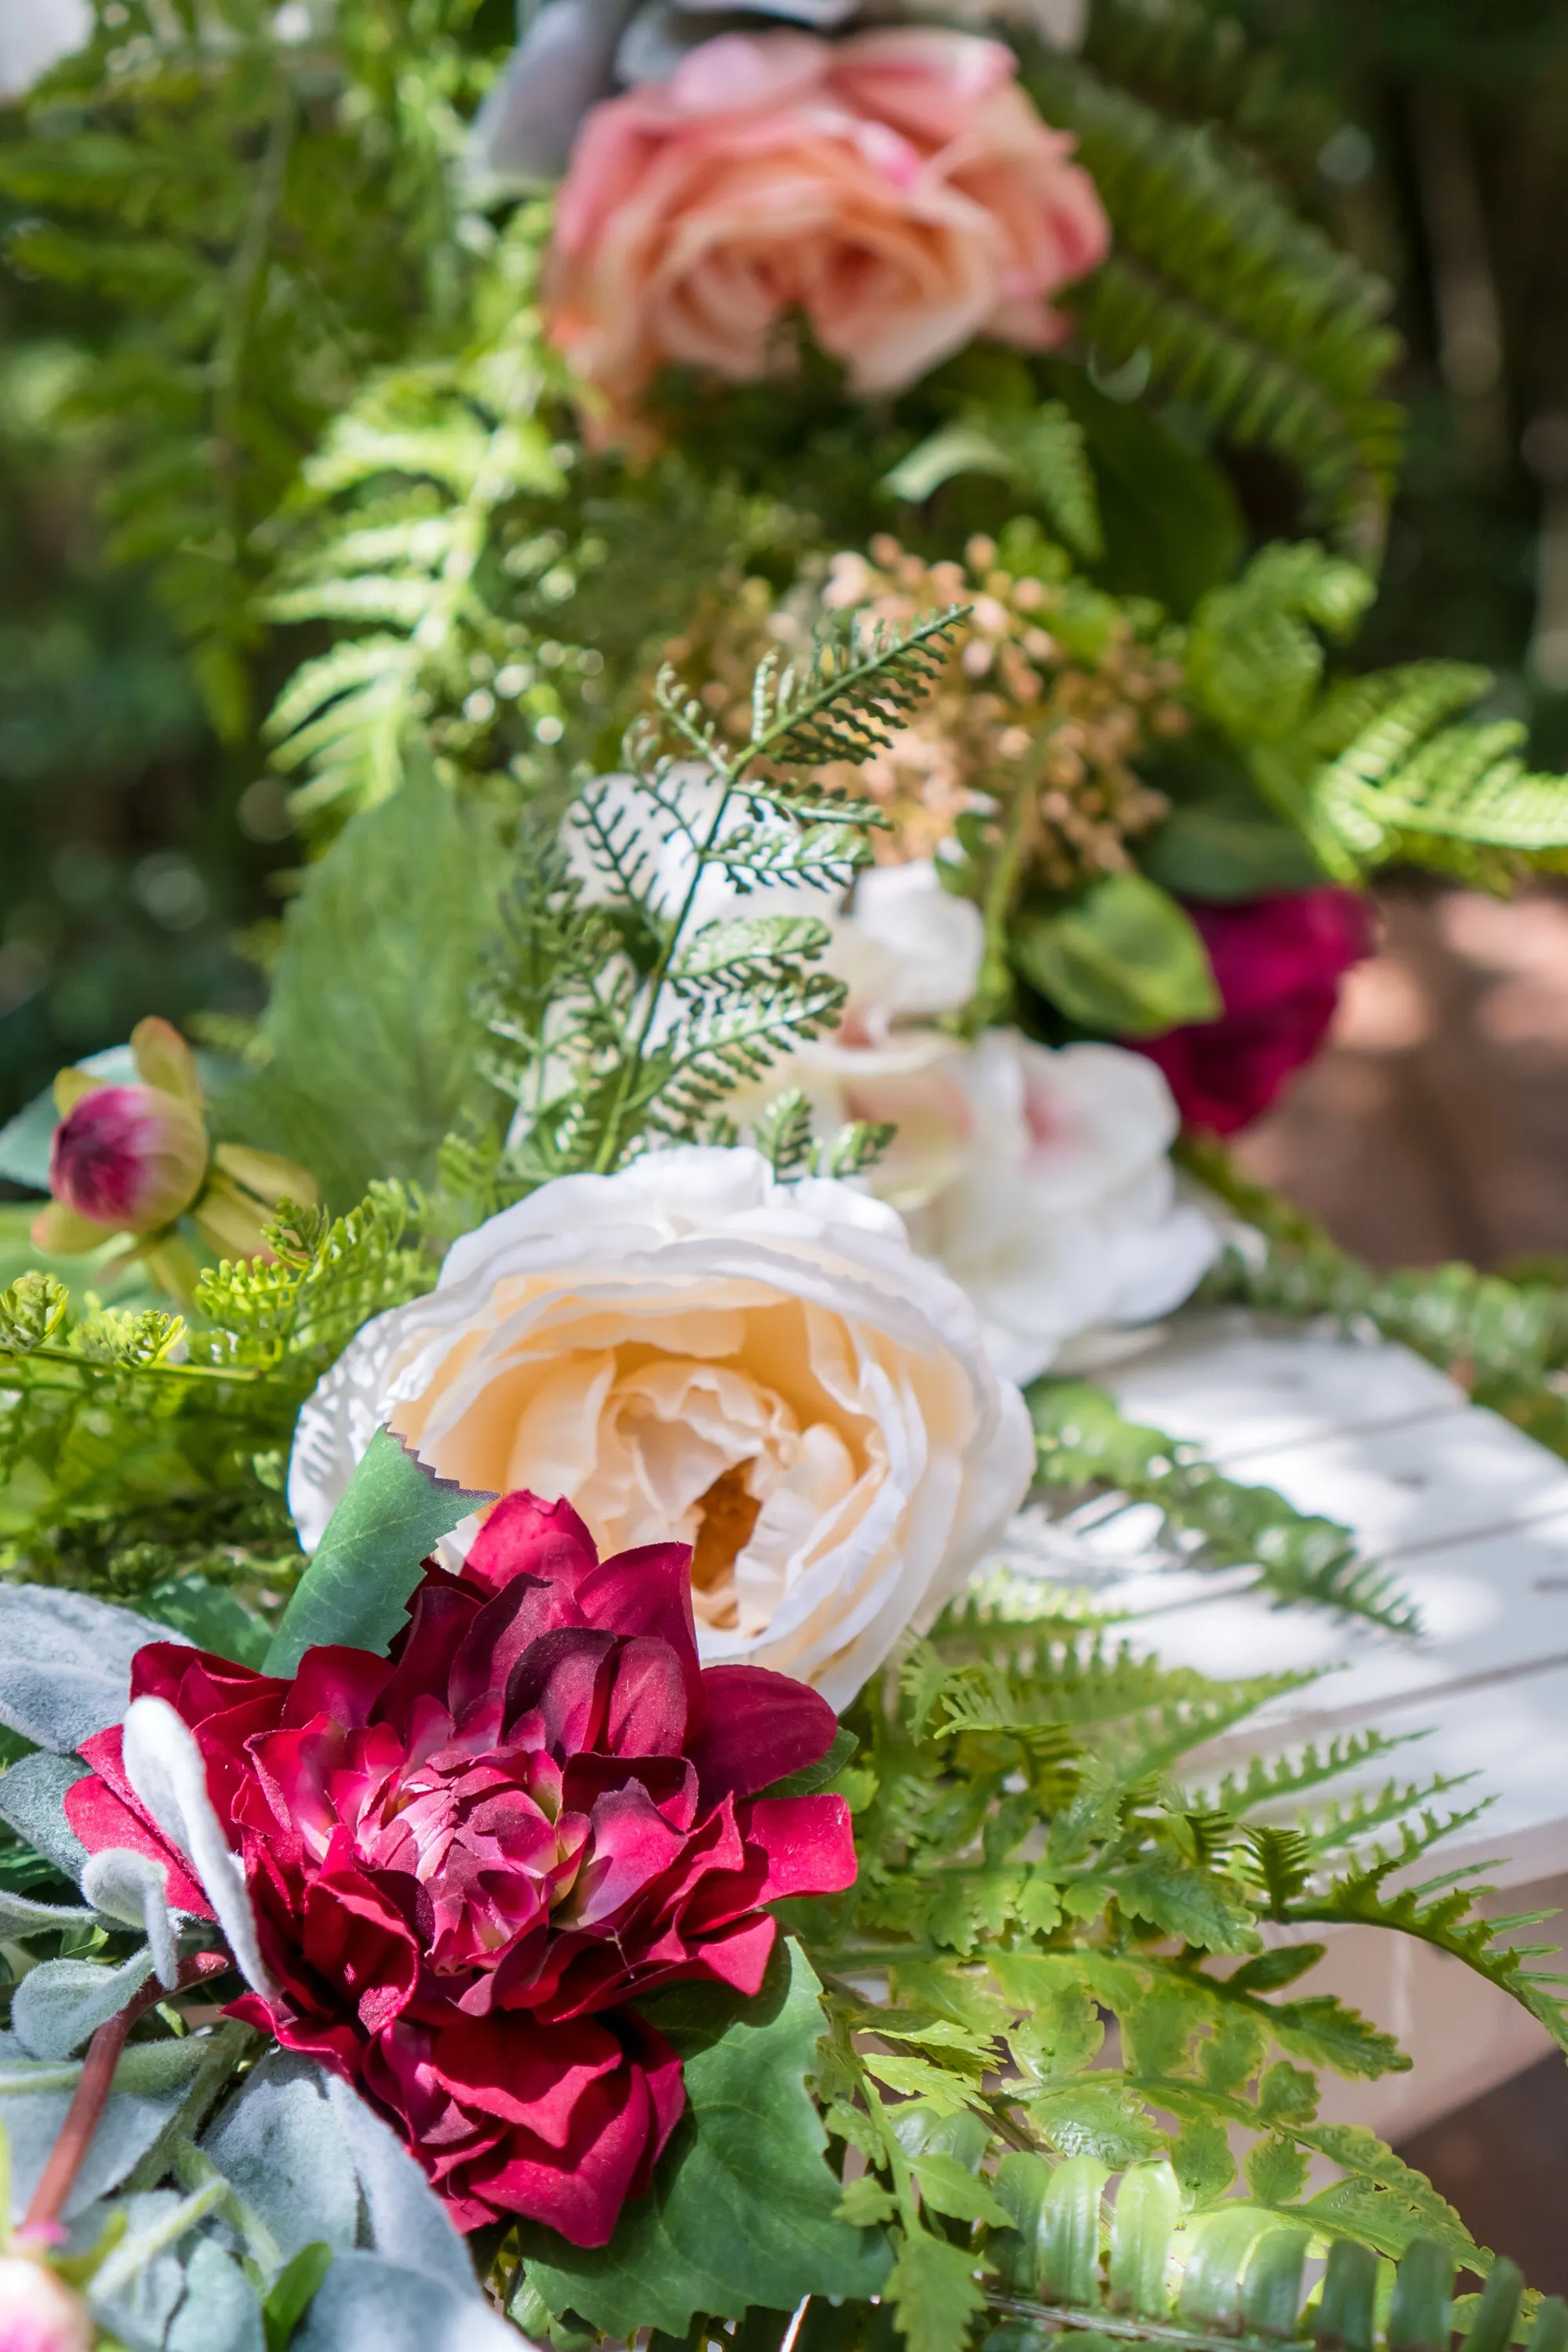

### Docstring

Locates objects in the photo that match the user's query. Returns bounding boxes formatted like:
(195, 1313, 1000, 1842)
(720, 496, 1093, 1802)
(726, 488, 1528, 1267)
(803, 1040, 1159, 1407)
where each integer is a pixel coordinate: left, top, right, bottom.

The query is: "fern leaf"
(1297, 662, 1568, 879)
(1024, 50, 1402, 554)
(1028, 1377, 1417, 1632)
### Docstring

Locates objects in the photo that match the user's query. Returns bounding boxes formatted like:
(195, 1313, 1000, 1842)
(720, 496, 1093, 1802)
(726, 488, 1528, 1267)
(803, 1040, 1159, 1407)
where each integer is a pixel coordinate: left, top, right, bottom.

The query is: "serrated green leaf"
(264, 1427, 495, 1674)
(520, 1940, 889, 2336)
(911, 2151, 1011, 2230)
(884, 2229, 989, 2352)
(1112, 1857, 1260, 1955)
(1011, 873, 1221, 1037)
(218, 753, 499, 1209)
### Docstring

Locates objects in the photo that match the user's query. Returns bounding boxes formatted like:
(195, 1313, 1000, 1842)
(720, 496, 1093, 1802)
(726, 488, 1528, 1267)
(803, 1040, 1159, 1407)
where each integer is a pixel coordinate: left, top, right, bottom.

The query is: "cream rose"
(288, 1146, 1033, 1708)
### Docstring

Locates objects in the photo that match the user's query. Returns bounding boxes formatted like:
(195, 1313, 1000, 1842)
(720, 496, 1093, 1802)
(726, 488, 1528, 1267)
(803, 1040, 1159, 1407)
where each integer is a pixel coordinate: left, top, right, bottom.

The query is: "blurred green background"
(3, 0, 1568, 1124)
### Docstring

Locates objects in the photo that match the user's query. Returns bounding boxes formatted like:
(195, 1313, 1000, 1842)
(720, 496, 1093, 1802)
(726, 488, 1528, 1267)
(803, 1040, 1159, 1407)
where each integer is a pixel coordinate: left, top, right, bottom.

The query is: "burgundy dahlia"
(66, 1494, 855, 2248)
(1128, 887, 1374, 1135)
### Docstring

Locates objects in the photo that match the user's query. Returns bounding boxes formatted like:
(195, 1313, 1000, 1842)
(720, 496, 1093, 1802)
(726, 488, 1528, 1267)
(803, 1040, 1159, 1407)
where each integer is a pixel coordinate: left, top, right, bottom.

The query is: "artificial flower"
(288, 1148, 1033, 1709)
(66, 1494, 854, 2248)
(0, 2256, 91, 2352)
(676, 860, 1214, 1375)
(470, 0, 1087, 184)
(543, 27, 1109, 430)
(30, 1017, 319, 1297)
(1129, 887, 1374, 1135)
(913, 1031, 1218, 1382)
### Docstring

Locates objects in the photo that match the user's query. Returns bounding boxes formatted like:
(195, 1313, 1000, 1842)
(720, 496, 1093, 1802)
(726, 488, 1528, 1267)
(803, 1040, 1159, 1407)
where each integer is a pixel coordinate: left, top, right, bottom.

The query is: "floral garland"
(3, 2, 1568, 2347)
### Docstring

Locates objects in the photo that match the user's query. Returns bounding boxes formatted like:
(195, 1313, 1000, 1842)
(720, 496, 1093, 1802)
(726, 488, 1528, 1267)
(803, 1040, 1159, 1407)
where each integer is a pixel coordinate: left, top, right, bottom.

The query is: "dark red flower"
(65, 1494, 855, 2249)
(1128, 887, 1374, 1135)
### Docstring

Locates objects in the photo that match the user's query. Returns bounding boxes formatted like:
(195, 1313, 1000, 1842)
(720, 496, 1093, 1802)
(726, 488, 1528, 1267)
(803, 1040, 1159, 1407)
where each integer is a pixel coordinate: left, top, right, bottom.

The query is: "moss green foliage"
(1028, 1377, 1418, 1632)
(0, 1182, 431, 1646)
(1185, 1138, 1568, 1460)
(0, 0, 496, 739)
(767, 1580, 1568, 2349)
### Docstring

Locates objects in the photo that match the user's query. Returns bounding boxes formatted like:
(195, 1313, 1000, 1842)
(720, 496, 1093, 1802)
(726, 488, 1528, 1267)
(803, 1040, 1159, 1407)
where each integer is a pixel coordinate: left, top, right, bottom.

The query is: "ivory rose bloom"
(544, 27, 1110, 423)
(288, 1149, 1033, 1709)
(915, 1033, 1219, 1384)
(683, 859, 1218, 1378)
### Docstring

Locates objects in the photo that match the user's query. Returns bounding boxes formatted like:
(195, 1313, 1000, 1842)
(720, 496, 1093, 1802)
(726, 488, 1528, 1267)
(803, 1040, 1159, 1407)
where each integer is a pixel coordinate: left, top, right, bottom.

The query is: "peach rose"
(288, 1147, 1033, 1709)
(544, 26, 1109, 423)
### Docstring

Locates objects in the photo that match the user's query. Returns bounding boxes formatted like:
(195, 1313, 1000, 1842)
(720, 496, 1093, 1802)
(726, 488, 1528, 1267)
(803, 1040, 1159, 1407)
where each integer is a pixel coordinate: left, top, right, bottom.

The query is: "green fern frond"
(739, 605, 965, 774)
(261, 234, 570, 828)
(191, 1180, 430, 1370)
(1289, 1838, 1568, 2053)
(1, 0, 492, 739)
(1287, 660, 1568, 881)
(884, 406, 1103, 559)
(1183, 1137, 1568, 1458)
(1082, 0, 1334, 176)
(1027, 1376, 1417, 1632)
(1023, 51, 1401, 555)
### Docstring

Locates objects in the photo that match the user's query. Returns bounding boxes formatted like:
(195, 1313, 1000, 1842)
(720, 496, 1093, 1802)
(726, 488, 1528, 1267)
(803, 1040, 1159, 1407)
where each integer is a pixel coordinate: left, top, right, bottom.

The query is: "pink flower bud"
(45, 1082, 209, 1236)
(0, 2256, 93, 2352)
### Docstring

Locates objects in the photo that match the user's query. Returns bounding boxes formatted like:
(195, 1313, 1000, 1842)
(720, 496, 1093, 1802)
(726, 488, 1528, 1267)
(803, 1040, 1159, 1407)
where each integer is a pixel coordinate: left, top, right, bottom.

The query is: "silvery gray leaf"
(612, 4, 706, 82)
(1, 2038, 207, 2223)
(0, 1585, 190, 1754)
(466, 0, 637, 183)
(120, 1697, 268, 1996)
(11, 1946, 154, 2060)
(293, 2252, 525, 2352)
(321, 2074, 478, 2293)
(0, 1749, 90, 1880)
(167, 2235, 265, 2352)
(201, 2050, 361, 2266)
(82, 1848, 180, 1989)
(0, 1885, 95, 1935)
(85, 2188, 199, 2352)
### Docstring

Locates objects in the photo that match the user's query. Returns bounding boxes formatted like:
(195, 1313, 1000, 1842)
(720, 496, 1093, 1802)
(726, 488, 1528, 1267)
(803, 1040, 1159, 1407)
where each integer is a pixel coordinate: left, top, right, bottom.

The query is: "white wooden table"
(1004, 1308, 1568, 2139)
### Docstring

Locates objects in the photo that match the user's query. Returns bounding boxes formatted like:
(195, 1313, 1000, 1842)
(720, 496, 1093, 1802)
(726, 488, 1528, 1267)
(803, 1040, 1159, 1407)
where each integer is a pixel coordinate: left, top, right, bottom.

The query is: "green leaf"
(263, 2242, 334, 2352)
(676, 913, 833, 981)
(264, 1428, 495, 1675)
(764, 1725, 860, 1799)
(520, 1940, 890, 2336)
(1011, 873, 1220, 1036)
(911, 2151, 1011, 2229)
(884, 2230, 989, 2352)
(219, 752, 500, 1209)
(1113, 1857, 1260, 1955)
(1044, 367, 1243, 615)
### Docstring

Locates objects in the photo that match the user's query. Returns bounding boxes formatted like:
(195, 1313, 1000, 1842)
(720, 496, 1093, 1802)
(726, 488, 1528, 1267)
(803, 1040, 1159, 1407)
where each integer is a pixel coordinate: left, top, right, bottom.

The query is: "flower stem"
(21, 1952, 232, 2237)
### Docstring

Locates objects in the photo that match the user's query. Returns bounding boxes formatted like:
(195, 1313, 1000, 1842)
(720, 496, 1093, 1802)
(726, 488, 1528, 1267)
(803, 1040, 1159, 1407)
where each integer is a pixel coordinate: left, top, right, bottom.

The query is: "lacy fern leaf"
(2, 0, 491, 738)
(1292, 661, 1568, 882)
(1027, 1376, 1417, 1632)
(262, 211, 570, 829)
(1023, 49, 1403, 556)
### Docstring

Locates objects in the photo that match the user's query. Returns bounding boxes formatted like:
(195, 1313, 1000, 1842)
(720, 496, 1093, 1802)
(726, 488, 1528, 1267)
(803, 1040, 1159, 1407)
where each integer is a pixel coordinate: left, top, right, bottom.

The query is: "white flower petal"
(289, 1146, 1031, 1709)
(121, 1697, 271, 1997)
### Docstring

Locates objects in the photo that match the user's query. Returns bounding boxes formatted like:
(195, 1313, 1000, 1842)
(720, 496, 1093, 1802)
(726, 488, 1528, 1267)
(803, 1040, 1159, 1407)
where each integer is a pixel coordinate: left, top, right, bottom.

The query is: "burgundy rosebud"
(32, 1015, 208, 1253)
(1127, 887, 1374, 1135)
(45, 1082, 208, 1234)
(31, 1017, 318, 1274)
(67, 1492, 857, 2252)
(0, 2257, 92, 2352)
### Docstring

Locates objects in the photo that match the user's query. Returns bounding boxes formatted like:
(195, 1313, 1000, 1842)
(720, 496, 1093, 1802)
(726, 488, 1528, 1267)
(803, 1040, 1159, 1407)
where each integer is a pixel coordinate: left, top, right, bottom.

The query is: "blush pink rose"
(544, 27, 1110, 425)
